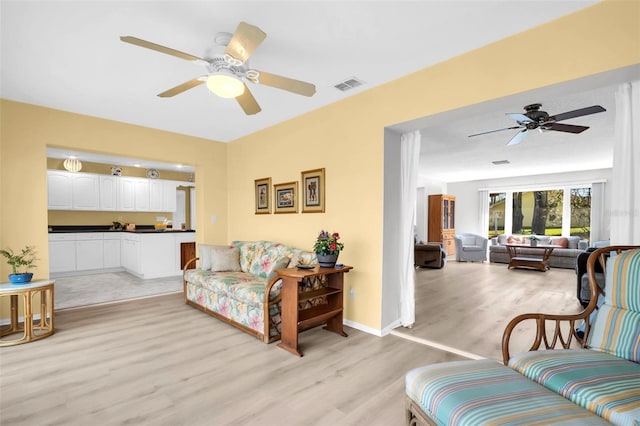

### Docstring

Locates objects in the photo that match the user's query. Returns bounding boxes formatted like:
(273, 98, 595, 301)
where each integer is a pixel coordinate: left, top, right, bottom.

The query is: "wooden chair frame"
(501, 245, 639, 364)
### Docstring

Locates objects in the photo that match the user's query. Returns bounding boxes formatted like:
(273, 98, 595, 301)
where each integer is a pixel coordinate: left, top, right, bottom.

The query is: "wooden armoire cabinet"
(428, 194, 456, 256)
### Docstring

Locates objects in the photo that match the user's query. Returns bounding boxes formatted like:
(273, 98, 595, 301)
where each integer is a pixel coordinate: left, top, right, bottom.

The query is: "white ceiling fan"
(121, 21, 316, 115)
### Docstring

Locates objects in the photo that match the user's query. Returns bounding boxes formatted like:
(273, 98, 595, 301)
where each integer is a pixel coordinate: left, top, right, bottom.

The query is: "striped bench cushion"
(405, 359, 608, 425)
(509, 349, 640, 426)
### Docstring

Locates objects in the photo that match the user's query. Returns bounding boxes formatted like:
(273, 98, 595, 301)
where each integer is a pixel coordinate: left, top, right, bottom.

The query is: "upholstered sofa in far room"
(183, 241, 322, 343)
(405, 246, 640, 426)
(489, 234, 585, 269)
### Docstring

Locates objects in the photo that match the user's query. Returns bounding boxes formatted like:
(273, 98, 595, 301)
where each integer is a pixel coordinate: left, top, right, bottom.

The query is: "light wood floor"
(1, 293, 463, 426)
(0, 260, 581, 425)
(393, 259, 582, 361)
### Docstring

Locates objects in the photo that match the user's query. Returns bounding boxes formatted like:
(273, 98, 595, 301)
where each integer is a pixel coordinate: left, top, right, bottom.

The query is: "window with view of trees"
(513, 190, 563, 236)
(487, 187, 591, 239)
(570, 188, 591, 240)
(489, 193, 506, 238)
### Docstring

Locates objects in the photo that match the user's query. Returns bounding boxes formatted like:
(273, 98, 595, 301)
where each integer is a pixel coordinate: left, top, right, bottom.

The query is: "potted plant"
(0, 245, 38, 284)
(313, 230, 344, 267)
(529, 235, 540, 247)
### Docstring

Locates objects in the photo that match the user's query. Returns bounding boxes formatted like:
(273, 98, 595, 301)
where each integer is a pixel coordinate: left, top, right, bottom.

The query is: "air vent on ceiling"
(492, 160, 511, 165)
(334, 77, 365, 92)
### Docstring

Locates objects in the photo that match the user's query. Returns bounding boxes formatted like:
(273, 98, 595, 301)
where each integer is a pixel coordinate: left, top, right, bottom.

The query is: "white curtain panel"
(590, 182, 606, 244)
(400, 130, 421, 327)
(611, 81, 640, 245)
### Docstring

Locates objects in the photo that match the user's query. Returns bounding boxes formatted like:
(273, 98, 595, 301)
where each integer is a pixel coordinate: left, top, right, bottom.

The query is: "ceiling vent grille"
(492, 160, 511, 165)
(334, 77, 365, 92)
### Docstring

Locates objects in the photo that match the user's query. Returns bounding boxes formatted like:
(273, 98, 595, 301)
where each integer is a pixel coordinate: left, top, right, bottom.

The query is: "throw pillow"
(198, 244, 213, 270)
(551, 237, 569, 248)
(507, 235, 522, 244)
(266, 256, 291, 282)
(210, 245, 242, 272)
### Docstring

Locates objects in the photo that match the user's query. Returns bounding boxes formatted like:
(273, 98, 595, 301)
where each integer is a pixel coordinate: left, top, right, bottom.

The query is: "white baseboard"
(343, 319, 383, 337)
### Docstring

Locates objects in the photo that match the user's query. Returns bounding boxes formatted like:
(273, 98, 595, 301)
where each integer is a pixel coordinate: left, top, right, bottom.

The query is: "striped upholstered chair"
(405, 246, 639, 426)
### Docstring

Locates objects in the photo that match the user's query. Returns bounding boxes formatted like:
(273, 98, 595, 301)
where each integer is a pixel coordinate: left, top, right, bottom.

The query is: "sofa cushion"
(461, 245, 483, 252)
(588, 249, 640, 362)
(184, 269, 280, 307)
(509, 349, 640, 425)
(406, 359, 608, 425)
(210, 245, 241, 272)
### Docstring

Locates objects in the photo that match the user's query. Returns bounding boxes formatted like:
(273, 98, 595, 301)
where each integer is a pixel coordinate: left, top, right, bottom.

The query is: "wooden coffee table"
(505, 244, 560, 272)
(0, 279, 55, 346)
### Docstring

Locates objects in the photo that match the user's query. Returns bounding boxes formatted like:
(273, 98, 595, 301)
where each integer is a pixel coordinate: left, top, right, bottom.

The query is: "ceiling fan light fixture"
(207, 71, 244, 98)
(206, 71, 244, 98)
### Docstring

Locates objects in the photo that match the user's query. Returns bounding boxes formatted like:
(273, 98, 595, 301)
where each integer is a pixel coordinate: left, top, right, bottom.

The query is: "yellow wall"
(227, 0, 640, 330)
(1, 0, 638, 330)
(0, 101, 228, 282)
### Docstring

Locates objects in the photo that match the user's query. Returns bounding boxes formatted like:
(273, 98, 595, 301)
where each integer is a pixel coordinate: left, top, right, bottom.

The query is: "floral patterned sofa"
(183, 241, 319, 343)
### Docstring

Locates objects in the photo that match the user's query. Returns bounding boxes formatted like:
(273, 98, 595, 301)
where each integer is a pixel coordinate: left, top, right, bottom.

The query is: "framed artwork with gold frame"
(301, 168, 325, 213)
(274, 181, 298, 214)
(255, 177, 271, 214)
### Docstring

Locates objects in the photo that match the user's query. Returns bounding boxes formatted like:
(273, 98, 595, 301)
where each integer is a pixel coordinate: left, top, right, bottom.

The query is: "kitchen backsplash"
(48, 210, 174, 227)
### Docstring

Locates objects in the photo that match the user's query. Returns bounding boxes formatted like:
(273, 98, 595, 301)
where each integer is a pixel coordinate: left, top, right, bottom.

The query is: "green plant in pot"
(0, 246, 38, 284)
(313, 230, 344, 267)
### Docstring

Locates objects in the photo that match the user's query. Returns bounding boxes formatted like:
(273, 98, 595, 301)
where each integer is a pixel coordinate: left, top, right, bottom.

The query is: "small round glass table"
(0, 279, 55, 346)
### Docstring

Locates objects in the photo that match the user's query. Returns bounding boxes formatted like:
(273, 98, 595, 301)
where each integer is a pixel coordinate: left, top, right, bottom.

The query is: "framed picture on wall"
(301, 168, 325, 213)
(274, 181, 298, 214)
(255, 177, 271, 214)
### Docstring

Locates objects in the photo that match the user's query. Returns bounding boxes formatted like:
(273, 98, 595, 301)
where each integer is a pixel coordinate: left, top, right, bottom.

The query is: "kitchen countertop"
(48, 225, 195, 234)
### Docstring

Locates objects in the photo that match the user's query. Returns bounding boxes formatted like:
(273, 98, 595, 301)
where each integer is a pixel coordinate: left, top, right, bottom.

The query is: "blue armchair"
(454, 233, 488, 262)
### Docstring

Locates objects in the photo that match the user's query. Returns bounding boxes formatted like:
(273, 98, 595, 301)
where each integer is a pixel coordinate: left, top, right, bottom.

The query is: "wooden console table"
(276, 265, 352, 356)
(0, 279, 55, 346)
(506, 244, 560, 272)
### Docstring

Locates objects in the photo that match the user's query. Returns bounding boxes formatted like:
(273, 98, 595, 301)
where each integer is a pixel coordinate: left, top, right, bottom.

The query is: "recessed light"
(492, 160, 510, 165)
(176, 164, 183, 169)
(133, 164, 141, 168)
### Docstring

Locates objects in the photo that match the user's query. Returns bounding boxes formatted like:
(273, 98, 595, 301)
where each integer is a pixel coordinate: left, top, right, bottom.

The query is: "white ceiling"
(4, 0, 635, 180)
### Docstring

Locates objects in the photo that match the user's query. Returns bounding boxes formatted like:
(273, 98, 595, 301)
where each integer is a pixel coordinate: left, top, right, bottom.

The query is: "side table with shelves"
(0, 279, 55, 346)
(276, 265, 353, 357)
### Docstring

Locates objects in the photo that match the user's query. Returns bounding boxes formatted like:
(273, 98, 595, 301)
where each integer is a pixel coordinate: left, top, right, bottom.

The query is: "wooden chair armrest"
(182, 257, 199, 277)
(501, 311, 591, 365)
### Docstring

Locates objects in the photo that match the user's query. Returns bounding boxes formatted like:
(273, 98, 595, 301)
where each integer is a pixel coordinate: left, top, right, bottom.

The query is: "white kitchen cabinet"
(75, 233, 104, 271)
(118, 178, 136, 211)
(133, 179, 149, 211)
(149, 180, 163, 211)
(48, 234, 76, 273)
(164, 181, 177, 212)
(121, 233, 141, 274)
(99, 175, 118, 211)
(47, 171, 73, 210)
(72, 174, 100, 210)
(103, 233, 121, 268)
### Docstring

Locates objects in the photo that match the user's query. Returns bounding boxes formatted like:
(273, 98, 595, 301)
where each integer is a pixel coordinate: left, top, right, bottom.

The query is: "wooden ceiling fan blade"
(225, 22, 266, 63)
(236, 84, 262, 115)
(506, 129, 528, 146)
(468, 126, 522, 138)
(157, 78, 205, 97)
(120, 36, 203, 62)
(549, 105, 606, 122)
(545, 122, 589, 134)
(255, 71, 316, 97)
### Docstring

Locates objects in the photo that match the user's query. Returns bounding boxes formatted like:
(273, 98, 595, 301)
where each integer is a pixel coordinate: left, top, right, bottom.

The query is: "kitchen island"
(49, 226, 195, 279)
